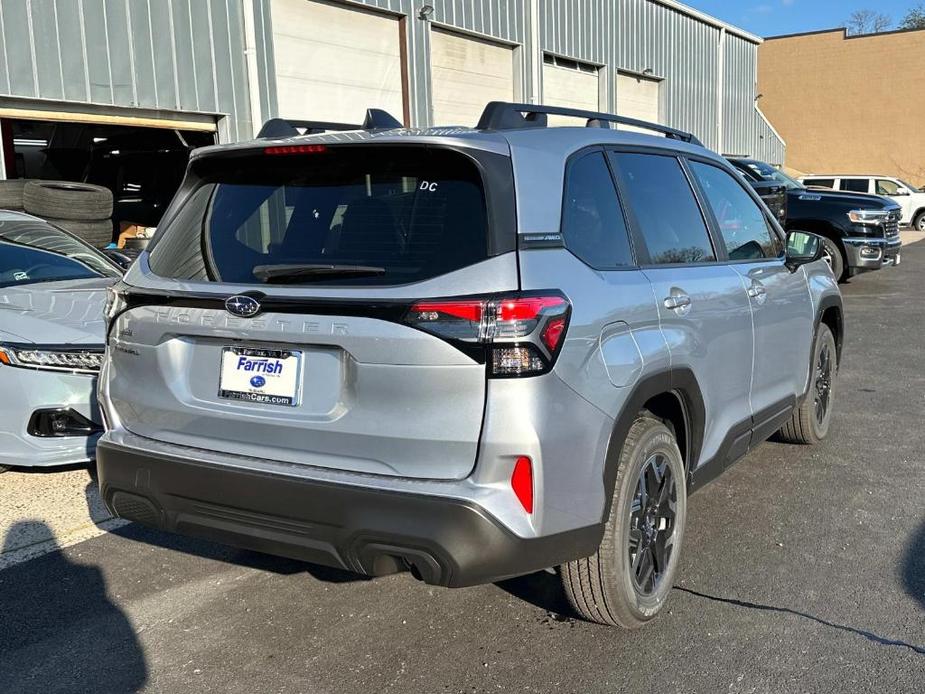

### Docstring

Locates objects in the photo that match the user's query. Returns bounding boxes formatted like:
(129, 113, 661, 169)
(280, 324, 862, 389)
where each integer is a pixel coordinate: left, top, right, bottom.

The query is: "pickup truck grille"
(884, 211, 901, 238)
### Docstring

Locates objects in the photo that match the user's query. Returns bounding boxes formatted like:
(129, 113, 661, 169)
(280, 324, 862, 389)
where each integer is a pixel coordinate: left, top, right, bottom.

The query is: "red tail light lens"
(511, 457, 534, 514)
(405, 293, 570, 377)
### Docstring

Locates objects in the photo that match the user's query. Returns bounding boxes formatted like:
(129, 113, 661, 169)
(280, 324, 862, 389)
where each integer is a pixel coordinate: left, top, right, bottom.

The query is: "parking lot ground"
(2, 243, 924, 694)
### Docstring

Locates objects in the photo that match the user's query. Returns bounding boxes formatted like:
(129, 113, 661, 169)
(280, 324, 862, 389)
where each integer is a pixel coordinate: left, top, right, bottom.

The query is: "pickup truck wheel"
(560, 415, 686, 628)
(778, 324, 837, 445)
(913, 211, 925, 232)
(820, 237, 845, 282)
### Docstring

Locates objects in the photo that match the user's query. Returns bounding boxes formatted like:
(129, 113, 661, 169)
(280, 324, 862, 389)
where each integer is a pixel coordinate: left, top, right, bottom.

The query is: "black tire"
(913, 211, 925, 232)
(23, 180, 113, 221)
(778, 324, 837, 445)
(820, 236, 846, 282)
(0, 178, 26, 209)
(46, 218, 113, 248)
(561, 415, 687, 628)
(0, 464, 10, 474)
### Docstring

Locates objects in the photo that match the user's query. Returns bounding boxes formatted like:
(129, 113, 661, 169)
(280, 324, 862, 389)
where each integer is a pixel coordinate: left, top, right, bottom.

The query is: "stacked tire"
(23, 181, 114, 248)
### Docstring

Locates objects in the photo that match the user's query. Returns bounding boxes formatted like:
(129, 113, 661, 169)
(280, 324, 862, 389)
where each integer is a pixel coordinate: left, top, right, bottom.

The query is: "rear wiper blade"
(252, 263, 387, 283)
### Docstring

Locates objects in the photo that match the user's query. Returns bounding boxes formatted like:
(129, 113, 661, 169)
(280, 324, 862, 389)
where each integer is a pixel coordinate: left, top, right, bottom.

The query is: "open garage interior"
(271, 0, 406, 125)
(1, 116, 215, 246)
(430, 28, 516, 127)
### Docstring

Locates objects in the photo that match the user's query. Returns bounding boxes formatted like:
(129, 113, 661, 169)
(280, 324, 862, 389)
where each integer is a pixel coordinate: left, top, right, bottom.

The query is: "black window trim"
(557, 144, 640, 271)
(682, 154, 787, 266)
(605, 145, 720, 269)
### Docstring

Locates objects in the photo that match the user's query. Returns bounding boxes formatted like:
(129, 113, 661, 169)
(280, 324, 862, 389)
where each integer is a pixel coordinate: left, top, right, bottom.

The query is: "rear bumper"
(96, 438, 602, 588)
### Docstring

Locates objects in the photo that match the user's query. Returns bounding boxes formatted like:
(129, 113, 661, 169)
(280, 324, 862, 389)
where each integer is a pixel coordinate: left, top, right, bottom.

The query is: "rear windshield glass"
(148, 146, 491, 286)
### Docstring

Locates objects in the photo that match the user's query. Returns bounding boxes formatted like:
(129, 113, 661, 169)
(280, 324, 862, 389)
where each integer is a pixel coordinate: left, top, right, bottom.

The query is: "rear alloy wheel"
(913, 211, 925, 232)
(820, 237, 845, 282)
(561, 415, 686, 628)
(778, 324, 837, 445)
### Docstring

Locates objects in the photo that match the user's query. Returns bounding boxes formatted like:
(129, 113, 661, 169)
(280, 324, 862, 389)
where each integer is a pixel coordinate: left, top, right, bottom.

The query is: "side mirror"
(896, 188, 911, 196)
(102, 249, 133, 270)
(785, 231, 825, 272)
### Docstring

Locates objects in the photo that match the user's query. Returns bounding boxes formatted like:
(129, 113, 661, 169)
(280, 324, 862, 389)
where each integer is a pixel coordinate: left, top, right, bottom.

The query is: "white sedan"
(0, 211, 122, 472)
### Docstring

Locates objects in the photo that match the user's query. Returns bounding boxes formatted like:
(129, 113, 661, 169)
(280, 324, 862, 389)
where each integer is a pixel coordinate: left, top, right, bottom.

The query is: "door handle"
(746, 285, 767, 298)
(663, 294, 692, 310)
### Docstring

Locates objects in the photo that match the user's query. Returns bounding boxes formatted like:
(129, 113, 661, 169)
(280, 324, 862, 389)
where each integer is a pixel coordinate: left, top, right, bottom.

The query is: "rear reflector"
(264, 144, 327, 156)
(511, 457, 534, 514)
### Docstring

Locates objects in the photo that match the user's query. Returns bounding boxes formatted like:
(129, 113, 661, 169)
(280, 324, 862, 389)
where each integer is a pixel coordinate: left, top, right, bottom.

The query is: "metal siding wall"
(0, 0, 251, 141)
(722, 33, 784, 164)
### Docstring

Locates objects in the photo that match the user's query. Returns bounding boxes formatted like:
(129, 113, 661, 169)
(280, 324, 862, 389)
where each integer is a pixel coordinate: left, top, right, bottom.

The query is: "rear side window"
(560, 151, 633, 269)
(690, 161, 783, 260)
(803, 178, 835, 189)
(149, 146, 496, 286)
(609, 152, 715, 265)
(840, 179, 869, 193)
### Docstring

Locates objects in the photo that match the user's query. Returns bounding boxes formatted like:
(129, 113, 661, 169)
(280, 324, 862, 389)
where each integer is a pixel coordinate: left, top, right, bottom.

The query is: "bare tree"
(846, 9, 892, 34)
(899, 3, 925, 30)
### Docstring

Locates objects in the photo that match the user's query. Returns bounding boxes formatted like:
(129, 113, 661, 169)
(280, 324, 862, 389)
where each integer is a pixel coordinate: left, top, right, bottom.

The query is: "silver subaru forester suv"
(98, 103, 843, 628)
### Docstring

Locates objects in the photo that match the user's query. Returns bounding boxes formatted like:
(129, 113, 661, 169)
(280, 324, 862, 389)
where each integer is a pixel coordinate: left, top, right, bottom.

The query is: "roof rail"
(475, 102, 703, 146)
(256, 108, 404, 138)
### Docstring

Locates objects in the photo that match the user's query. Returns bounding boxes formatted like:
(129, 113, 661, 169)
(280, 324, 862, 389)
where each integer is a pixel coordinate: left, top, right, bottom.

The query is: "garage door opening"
(1, 118, 215, 246)
(431, 29, 516, 127)
(542, 54, 600, 126)
(616, 72, 662, 132)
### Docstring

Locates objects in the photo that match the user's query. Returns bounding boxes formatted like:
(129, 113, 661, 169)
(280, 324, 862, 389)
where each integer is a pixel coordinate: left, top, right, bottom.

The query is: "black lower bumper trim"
(96, 440, 602, 588)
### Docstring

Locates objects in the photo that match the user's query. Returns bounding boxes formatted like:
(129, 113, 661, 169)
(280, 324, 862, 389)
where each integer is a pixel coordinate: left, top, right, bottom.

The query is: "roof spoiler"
(256, 108, 404, 138)
(475, 101, 702, 146)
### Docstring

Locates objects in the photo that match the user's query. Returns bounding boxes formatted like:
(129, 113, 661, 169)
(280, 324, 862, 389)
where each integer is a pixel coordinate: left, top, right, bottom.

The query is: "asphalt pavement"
(1, 243, 923, 694)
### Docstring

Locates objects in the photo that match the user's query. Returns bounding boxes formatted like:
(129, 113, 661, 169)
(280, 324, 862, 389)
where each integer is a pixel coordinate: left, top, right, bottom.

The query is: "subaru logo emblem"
(250, 375, 266, 388)
(225, 295, 261, 318)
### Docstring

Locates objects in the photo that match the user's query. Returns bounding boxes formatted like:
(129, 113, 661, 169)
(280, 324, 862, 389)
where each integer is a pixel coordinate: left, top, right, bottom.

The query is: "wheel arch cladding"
(600, 369, 705, 521)
(817, 297, 844, 364)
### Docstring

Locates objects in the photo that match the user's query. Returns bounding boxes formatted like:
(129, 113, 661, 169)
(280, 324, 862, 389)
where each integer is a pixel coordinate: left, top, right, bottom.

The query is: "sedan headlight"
(847, 209, 890, 225)
(0, 345, 104, 373)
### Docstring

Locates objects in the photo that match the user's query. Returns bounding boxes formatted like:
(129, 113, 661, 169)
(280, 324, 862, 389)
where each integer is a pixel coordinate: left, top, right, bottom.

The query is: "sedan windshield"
(0, 218, 121, 288)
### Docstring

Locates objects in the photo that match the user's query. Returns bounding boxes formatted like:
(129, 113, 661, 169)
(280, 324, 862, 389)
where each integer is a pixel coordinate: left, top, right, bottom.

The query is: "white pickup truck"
(800, 174, 925, 231)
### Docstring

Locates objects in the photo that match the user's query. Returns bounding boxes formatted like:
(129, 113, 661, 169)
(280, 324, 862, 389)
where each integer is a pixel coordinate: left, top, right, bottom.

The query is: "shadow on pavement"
(495, 569, 576, 620)
(902, 519, 925, 613)
(0, 520, 148, 692)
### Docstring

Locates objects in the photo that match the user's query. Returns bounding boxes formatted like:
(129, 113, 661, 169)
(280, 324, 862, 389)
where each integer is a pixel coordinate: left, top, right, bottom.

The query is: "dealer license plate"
(218, 347, 302, 406)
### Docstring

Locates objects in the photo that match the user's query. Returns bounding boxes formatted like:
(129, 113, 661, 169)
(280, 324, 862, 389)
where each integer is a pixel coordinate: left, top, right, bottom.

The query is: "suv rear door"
(106, 143, 517, 480)
(608, 150, 755, 470)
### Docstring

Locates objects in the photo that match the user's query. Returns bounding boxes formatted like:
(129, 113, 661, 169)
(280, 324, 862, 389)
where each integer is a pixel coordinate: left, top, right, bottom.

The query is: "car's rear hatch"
(106, 140, 518, 480)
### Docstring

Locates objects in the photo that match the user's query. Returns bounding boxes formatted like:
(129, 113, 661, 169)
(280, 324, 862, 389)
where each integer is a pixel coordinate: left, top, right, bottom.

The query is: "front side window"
(841, 178, 870, 193)
(149, 146, 496, 286)
(560, 151, 633, 269)
(876, 179, 901, 196)
(0, 219, 120, 288)
(690, 161, 782, 261)
(610, 152, 715, 265)
(803, 178, 835, 189)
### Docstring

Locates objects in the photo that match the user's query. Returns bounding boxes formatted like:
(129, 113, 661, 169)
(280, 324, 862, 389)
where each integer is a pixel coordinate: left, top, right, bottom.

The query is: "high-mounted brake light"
(405, 293, 571, 377)
(263, 144, 328, 156)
